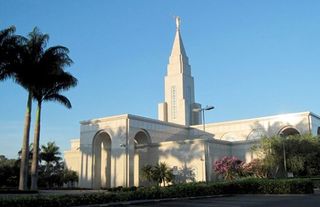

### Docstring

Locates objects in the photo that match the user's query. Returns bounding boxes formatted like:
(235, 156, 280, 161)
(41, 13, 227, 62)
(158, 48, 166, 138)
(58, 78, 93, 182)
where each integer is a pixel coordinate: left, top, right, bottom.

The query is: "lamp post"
(193, 105, 214, 132)
(193, 105, 214, 183)
(280, 133, 287, 177)
(283, 141, 287, 177)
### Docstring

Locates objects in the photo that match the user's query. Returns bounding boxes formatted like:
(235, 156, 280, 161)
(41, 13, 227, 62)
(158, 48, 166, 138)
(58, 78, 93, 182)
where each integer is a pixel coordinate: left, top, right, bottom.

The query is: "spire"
(159, 16, 201, 126)
(170, 16, 188, 64)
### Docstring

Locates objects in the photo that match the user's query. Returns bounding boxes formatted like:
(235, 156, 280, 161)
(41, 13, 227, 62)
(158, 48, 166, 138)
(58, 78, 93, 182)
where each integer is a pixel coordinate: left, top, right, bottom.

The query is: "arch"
(92, 131, 112, 189)
(133, 129, 151, 186)
(246, 128, 265, 140)
(134, 129, 151, 145)
(220, 132, 238, 141)
(278, 126, 300, 137)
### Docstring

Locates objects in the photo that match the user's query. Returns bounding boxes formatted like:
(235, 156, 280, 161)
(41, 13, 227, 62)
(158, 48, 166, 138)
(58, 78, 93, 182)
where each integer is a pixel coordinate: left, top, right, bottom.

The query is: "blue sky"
(1, 1, 320, 158)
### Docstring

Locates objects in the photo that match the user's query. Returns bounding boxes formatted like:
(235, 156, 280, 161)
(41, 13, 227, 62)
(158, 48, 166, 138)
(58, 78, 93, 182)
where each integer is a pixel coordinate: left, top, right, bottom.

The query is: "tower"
(158, 17, 201, 126)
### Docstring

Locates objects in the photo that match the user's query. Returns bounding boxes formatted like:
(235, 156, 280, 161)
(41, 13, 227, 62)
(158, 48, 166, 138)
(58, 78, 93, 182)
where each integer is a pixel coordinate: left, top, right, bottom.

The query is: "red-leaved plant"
(214, 156, 243, 180)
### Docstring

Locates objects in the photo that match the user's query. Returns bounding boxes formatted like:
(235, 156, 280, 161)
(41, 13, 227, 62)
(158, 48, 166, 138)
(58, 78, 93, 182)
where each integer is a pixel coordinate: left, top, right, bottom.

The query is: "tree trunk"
(19, 92, 32, 191)
(31, 101, 41, 190)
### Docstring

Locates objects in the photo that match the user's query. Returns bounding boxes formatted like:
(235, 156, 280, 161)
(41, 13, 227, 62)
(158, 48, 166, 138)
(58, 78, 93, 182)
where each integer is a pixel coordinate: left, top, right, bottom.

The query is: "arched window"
(278, 127, 300, 137)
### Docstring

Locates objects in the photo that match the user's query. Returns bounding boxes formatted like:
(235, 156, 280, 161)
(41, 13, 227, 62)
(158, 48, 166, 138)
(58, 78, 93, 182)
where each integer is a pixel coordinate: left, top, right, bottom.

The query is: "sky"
(1, 0, 320, 159)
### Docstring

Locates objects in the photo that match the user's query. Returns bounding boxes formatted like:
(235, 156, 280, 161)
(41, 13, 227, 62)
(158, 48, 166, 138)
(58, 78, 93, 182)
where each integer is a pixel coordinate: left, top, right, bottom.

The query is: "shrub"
(0, 178, 313, 207)
(141, 162, 173, 186)
(214, 156, 243, 180)
(242, 159, 268, 178)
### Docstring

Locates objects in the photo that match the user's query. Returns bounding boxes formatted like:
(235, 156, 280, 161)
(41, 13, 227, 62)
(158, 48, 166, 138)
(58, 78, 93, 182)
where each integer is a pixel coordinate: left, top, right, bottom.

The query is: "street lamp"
(193, 105, 215, 132)
(279, 133, 287, 177)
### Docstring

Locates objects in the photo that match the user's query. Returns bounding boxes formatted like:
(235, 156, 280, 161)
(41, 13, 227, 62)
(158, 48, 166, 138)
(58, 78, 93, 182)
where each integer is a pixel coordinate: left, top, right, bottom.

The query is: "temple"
(64, 17, 320, 188)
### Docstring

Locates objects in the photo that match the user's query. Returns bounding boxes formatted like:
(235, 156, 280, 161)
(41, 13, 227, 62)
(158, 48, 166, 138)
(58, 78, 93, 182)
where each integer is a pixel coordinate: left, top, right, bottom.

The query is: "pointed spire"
(168, 16, 190, 75)
(170, 16, 187, 58)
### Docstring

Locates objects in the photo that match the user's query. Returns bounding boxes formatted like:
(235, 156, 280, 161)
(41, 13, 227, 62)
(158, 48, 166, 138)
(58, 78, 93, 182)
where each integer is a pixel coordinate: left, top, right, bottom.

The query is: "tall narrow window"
(171, 86, 177, 119)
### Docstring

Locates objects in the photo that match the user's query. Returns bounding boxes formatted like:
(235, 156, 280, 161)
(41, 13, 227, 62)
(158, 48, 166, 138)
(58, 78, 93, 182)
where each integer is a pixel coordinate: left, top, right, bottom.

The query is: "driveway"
(128, 194, 320, 207)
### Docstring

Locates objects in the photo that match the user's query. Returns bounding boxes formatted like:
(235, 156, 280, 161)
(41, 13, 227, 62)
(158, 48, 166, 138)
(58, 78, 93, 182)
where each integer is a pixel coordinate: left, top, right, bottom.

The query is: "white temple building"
(64, 18, 320, 189)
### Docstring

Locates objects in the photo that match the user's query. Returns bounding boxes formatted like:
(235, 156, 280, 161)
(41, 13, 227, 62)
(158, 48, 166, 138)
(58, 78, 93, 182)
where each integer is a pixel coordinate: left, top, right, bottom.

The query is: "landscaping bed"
(0, 178, 313, 207)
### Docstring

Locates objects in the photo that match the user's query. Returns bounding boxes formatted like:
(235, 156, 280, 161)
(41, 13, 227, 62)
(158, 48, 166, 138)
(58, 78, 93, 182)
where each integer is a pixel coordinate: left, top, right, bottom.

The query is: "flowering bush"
(214, 156, 243, 180)
(242, 159, 267, 178)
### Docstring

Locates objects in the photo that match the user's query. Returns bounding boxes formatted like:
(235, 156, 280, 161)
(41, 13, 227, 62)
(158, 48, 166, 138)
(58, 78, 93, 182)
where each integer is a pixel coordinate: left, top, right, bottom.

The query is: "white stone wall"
(191, 112, 312, 141)
(310, 113, 320, 135)
(64, 111, 320, 188)
(207, 140, 231, 180)
(78, 115, 128, 188)
(155, 139, 206, 183)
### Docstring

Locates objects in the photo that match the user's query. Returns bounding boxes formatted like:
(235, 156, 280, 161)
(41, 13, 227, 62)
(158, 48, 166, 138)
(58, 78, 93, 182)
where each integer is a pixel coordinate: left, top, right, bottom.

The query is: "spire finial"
(175, 16, 181, 30)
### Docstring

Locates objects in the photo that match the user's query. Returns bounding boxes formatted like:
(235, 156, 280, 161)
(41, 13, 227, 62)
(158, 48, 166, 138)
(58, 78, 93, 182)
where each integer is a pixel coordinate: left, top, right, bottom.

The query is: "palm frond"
(44, 94, 72, 109)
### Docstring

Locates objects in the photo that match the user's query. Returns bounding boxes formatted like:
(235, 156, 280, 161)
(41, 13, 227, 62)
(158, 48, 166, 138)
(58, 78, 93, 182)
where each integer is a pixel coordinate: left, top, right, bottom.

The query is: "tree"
(141, 162, 173, 187)
(153, 162, 173, 186)
(1, 26, 77, 190)
(0, 155, 20, 187)
(253, 134, 320, 177)
(41, 141, 62, 167)
(214, 156, 243, 180)
(63, 169, 79, 187)
(0, 26, 23, 80)
(40, 142, 63, 188)
(29, 29, 77, 190)
(141, 164, 154, 184)
(0, 26, 35, 190)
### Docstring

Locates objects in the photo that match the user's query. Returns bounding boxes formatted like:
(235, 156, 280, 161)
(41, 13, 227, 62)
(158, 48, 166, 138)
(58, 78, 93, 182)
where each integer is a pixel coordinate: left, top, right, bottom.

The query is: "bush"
(0, 178, 313, 207)
(214, 156, 243, 180)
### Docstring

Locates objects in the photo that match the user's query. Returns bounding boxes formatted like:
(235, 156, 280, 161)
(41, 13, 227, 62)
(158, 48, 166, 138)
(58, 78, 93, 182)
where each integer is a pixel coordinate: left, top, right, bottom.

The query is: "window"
(171, 86, 177, 119)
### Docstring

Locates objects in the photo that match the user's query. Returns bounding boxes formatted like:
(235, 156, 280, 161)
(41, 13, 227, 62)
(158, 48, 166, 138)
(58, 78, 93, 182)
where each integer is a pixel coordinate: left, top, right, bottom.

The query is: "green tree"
(141, 163, 173, 186)
(0, 26, 34, 190)
(0, 155, 20, 187)
(40, 142, 63, 188)
(153, 162, 173, 186)
(1, 26, 77, 190)
(141, 164, 154, 184)
(253, 134, 320, 177)
(0, 26, 23, 79)
(63, 168, 79, 187)
(28, 29, 77, 190)
(41, 141, 62, 167)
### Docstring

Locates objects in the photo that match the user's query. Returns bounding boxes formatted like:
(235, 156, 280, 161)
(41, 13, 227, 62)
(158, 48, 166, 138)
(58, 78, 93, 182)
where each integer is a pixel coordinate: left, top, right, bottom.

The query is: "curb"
(73, 194, 231, 207)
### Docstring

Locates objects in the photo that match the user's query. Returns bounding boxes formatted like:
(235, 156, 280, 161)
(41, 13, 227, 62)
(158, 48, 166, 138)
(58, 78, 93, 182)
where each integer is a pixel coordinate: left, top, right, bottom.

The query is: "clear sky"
(1, 1, 320, 159)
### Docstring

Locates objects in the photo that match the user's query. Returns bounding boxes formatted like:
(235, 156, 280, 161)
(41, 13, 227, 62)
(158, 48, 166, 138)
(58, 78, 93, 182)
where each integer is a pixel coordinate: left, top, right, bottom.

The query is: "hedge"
(0, 178, 313, 207)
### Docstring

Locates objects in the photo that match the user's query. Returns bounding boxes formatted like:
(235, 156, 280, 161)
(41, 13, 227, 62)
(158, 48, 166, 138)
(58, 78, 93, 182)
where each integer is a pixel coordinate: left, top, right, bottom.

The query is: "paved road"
(128, 194, 320, 207)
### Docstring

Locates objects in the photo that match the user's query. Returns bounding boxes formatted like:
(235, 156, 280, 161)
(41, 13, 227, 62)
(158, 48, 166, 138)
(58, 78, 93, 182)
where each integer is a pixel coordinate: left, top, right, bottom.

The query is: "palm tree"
(12, 28, 51, 191)
(40, 142, 63, 188)
(141, 164, 154, 184)
(41, 142, 62, 168)
(0, 26, 33, 191)
(31, 71, 77, 190)
(153, 162, 173, 187)
(0, 26, 23, 80)
(141, 163, 173, 187)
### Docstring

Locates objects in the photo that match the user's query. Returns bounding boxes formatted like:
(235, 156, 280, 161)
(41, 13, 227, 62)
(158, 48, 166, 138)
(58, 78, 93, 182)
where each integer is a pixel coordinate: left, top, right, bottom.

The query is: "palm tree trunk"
(31, 101, 41, 190)
(19, 92, 32, 191)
